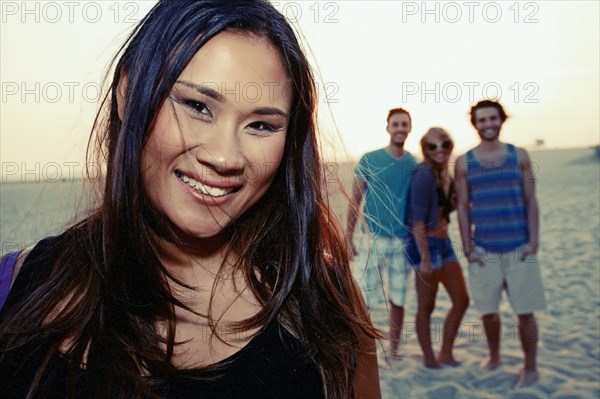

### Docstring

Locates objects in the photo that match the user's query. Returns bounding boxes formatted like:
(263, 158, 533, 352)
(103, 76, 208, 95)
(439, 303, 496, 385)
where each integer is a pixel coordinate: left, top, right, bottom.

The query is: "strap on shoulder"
(0, 251, 24, 310)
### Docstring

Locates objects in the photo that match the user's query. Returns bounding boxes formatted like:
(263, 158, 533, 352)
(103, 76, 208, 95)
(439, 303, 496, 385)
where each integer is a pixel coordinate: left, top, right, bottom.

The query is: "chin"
(483, 136, 499, 142)
(478, 131, 500, 141)
(169, 213, 233, 240)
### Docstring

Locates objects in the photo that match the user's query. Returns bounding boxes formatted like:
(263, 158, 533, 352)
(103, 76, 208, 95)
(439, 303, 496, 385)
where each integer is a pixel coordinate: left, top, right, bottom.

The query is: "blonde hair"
(419, 127, 454, 179)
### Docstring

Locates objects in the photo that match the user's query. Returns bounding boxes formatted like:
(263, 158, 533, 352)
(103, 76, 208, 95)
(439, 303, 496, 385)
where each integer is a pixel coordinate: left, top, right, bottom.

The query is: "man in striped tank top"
(454, 100, 546, 388)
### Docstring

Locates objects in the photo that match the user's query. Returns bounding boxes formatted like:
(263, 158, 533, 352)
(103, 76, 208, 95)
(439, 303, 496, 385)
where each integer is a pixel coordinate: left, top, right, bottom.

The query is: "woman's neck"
(424, 159, 450, 186)
(153, 230, 235, 286)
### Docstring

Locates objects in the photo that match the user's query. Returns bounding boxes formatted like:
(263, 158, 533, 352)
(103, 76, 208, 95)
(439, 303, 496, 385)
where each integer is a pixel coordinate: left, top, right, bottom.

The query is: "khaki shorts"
(468, 245, 546, 315)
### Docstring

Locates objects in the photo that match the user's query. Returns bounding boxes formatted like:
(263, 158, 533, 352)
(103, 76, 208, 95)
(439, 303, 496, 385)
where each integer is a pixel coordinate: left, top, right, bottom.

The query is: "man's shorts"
(404, 235, 458, 270)
(353, 234, 411, 308)
(468, 244, 546, 315)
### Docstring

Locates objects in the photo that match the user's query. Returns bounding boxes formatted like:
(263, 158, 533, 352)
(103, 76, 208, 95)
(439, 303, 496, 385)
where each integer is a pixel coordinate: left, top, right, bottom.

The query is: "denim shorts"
(404, 235, 458, 270)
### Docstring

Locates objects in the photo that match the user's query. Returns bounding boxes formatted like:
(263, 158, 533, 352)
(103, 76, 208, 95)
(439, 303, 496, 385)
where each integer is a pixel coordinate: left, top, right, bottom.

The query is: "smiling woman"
(0, 1, 380, 398)
(139, 32, 290, 239)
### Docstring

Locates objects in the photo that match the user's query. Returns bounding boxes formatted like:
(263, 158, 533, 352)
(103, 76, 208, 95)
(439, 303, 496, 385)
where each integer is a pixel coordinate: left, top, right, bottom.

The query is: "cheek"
(249, 137, 286, 186)
(140, 138, 162, 181)
(140, 146, 161, 206)
(140, 129, 175, 202)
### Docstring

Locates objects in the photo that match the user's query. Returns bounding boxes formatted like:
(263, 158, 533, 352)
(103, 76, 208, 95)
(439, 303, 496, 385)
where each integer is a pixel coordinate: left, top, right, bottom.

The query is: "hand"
(464, 243, 484, 267)
(520, 242, 539, 262)
(419, 260, 434, 280)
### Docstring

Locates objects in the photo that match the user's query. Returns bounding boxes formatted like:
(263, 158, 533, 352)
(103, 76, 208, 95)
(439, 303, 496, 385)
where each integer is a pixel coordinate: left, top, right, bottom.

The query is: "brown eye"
(247, 121, 276, 132)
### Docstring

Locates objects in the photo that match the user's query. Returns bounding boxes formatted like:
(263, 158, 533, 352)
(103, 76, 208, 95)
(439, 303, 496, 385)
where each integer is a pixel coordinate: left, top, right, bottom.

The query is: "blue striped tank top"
(466, 144, 528, 252)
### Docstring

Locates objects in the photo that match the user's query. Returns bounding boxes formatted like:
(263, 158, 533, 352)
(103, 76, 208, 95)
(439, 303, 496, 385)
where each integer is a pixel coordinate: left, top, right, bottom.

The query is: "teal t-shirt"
(354, 149, 417, 238)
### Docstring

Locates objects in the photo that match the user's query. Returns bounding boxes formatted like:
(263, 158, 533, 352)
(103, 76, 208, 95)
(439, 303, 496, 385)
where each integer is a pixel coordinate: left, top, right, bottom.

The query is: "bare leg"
(437, 261, 469, 366)
(481, 313, 501, 370)
(415, 270, 441, 368)
(389, 302, 404, 358)
(517, 313, 540, 387)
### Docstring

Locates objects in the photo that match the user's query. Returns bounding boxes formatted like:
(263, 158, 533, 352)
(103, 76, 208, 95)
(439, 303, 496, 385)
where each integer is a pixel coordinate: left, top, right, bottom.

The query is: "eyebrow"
(176, 80, 226, 103)
(175, 80, 289, 118)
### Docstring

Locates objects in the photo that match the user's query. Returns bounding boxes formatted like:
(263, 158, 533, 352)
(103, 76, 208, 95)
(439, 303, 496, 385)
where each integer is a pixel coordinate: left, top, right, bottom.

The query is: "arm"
(409, 167, 434, 275)
(353, 326, 381, 399)
(346, 178, 367, 257)
(412, 220, 432, 275)
(351, 279, 381, 399)
(518, 148, 539, 260)
(454, 156, 481, 265)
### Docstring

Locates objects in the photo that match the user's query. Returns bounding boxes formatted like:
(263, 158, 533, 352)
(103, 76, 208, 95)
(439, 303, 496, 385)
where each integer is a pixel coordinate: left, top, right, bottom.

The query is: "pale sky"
(1, 1, 599, 180)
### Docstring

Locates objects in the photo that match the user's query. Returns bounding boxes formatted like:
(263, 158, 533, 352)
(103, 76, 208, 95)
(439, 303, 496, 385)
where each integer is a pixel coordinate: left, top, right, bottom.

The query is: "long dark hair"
(0, 1, 376, 398)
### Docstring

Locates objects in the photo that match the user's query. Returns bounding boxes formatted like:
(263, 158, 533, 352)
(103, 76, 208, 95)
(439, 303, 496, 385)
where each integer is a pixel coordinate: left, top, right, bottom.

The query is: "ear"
(116, 70, 128, 121)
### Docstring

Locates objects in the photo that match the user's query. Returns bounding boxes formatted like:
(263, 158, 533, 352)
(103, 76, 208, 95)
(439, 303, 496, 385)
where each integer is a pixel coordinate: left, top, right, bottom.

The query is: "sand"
(1, 148, 599, 398)
(331, 148, 599, 399)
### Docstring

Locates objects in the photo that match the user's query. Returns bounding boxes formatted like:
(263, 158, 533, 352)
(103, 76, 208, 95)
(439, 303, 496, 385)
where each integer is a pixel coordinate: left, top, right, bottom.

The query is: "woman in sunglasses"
(405, 127, 470, 368)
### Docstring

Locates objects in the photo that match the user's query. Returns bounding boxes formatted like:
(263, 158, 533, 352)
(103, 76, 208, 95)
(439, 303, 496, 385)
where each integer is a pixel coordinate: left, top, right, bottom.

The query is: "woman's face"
(423, 133, 453, 165)
(141, 31, 291, 239)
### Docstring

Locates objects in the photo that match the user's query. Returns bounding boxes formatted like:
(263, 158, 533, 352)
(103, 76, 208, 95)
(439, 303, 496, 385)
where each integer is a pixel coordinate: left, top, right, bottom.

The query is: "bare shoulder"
(516, 146, 531, 158)
(454, 154, 467, 178)
(516, 146, 532, 166)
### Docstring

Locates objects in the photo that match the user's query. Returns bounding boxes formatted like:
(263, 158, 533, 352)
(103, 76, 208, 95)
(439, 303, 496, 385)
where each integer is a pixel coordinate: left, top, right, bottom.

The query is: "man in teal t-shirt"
(346, 107, 417, 359)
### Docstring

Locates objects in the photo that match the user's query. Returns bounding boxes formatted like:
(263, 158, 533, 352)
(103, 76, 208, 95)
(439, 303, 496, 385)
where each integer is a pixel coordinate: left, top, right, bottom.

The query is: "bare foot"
(480, 357, 501, 371)
(516, 369, 539, 388)
(438, 357, 461, 367)
(386, 347, 403, 363)
(424, 358, 441, 369)
(438, 353, 461, 367)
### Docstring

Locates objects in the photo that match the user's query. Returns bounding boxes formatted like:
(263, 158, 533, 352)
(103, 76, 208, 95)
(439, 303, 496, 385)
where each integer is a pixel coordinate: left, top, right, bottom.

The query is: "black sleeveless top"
(0, 236, 324, 399)
(437, 181, 455, 223)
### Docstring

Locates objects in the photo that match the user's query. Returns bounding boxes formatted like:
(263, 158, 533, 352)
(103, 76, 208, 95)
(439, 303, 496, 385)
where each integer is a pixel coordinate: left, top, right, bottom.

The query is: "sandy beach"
(1, 148, 599, 398)
(332, 148, 599, 399)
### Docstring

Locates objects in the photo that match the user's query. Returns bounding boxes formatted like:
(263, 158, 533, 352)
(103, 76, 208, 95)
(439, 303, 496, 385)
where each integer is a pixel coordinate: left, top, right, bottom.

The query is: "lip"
(175, 170, 241, 206)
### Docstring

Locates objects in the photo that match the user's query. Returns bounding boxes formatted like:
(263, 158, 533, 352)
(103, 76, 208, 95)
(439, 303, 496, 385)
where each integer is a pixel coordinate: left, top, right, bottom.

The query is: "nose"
(193, 122, 246, 176)
(481, 118, 495, 127)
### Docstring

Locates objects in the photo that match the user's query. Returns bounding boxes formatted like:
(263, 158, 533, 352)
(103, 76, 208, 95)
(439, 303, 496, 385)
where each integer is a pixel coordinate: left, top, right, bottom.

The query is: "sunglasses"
(426, 140, 453, 151)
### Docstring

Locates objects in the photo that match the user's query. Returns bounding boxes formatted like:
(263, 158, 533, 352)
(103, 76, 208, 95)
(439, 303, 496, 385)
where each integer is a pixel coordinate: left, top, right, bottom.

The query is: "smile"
(175, 171, 237, 197)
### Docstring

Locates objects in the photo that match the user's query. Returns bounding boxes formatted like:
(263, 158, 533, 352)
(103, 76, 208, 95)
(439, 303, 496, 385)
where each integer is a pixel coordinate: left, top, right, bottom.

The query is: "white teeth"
(206, 185, 227, 196)
(194, 181, 209, 195)
(177, 172, 234, 197)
